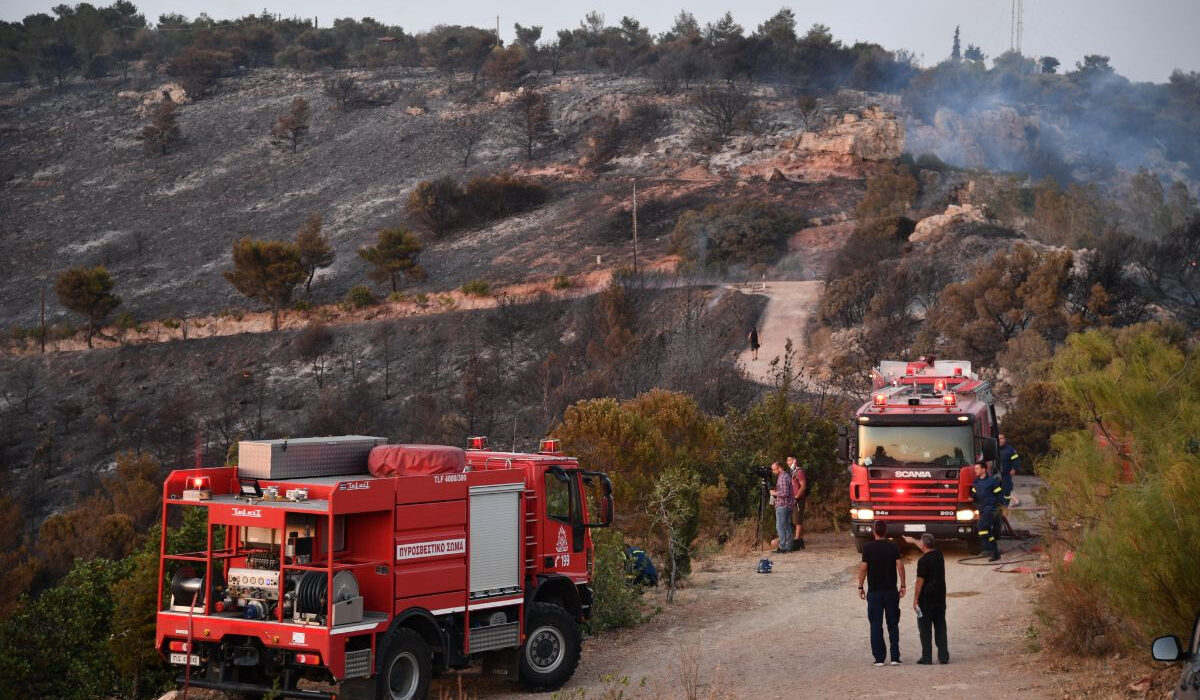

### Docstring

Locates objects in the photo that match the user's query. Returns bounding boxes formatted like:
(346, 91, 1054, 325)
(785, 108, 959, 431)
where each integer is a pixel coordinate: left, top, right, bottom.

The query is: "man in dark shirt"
(857, 520, 906, 666)
(912, 533, 950, 664)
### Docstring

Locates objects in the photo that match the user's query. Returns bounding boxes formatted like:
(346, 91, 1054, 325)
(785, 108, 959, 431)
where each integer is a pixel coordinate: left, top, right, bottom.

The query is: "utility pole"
(631, 181, 639, 275)
(39, 286, 45, 353)
(496, 15, 501, 47)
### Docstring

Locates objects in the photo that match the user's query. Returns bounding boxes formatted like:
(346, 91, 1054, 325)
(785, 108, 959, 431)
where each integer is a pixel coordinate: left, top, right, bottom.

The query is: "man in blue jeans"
(857, 520, 906, 666)
(768, 461, 794, 553)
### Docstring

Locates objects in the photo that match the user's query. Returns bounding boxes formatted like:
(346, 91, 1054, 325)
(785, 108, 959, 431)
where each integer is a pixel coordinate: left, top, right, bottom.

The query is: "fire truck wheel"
(519, 602, 581, 691)
(378, 628, 432, 700)
(967, 537, 983, 555)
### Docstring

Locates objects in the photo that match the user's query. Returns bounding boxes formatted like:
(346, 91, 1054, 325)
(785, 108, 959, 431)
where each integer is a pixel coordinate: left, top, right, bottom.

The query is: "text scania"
(894, 470, 933, 478)
(396, 538, 467, 561)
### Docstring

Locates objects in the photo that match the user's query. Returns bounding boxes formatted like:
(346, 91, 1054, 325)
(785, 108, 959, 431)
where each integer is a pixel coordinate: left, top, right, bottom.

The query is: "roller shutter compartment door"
(469, 483, 524, 597)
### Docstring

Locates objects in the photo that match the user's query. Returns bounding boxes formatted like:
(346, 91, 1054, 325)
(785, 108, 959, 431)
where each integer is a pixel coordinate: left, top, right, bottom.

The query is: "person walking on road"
(910, 533, 950, 664)
(972, 463, 1004, 562)
(857, 521, 905, 666)
(787, 455, 807, 550)
(768, 461, 794, 553)
(748, 327, 761, 361)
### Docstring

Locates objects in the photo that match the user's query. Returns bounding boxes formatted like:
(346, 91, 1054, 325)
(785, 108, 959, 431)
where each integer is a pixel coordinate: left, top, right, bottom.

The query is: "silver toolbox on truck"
(237, 436, 387, 479)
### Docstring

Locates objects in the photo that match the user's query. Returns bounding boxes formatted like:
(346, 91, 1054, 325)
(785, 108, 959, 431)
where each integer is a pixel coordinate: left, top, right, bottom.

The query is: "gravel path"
(735, 280, 824, 386)
(441, 476, 1081, 700)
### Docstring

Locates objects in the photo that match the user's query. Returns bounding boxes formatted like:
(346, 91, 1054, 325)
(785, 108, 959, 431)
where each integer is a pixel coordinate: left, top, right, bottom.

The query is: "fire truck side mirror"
(836, 426, 850, 462)
(980, 437, 998, 462)
(582, 471, 614, 528)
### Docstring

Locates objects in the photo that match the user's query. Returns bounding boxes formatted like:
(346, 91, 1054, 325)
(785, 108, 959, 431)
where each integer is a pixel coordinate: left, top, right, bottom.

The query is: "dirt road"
(735, 281, 824, 386)
(444, 476, 1080, 700)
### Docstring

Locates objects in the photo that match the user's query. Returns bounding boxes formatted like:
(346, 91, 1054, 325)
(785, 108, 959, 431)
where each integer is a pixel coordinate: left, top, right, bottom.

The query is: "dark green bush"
(460, 279, 491, 297)
(670, 201, 800, 269)
(406, 174, 549, 236)
(589, 529, 649, 631)
(343, 285, 377, 309)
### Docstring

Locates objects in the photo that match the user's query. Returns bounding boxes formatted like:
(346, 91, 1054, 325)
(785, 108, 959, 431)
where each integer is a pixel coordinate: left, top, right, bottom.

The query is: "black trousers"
(917, 602, 949, 663)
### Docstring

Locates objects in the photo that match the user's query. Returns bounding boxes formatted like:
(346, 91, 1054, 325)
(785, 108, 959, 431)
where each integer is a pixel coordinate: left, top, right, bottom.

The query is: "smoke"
(899, 59, 1200, 188)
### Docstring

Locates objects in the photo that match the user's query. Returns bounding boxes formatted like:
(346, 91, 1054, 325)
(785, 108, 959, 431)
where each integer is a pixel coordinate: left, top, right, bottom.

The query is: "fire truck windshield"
(858, 425, 974, 466)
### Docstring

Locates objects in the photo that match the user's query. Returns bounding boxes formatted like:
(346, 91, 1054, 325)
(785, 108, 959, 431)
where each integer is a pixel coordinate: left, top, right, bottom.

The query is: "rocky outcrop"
(709, 106, 905, 181)
(117, 82, 189, 116)
(910, 203, 994, 242)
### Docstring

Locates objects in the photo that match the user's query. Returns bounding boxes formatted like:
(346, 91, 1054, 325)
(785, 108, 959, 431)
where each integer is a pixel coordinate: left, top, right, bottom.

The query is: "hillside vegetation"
(0, 3, 1198, 698)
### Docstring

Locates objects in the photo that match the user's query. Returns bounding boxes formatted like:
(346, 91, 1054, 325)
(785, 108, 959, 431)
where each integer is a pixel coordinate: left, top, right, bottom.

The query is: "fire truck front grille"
(468, 622, 520, 654)
(344, 649, 372, 678)
(868, 479, 959, 502)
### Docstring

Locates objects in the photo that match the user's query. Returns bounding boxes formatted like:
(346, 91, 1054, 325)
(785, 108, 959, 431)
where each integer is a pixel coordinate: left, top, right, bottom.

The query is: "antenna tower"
(1010, 0, 1024, 53)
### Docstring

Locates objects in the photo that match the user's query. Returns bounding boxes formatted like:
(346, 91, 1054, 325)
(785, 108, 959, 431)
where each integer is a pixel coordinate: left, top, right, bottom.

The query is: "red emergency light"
(190, 476, 209, 491)
(905, 366, 915, 376)
(953, 367, 963, 376)
(183, 475, 211, 501)
(873, 393, 887, 406)
(933, 379, 946, 392)
(539, 438, 561, 454)
(467, 436, 488, 450)
(942, 393, 957, 406)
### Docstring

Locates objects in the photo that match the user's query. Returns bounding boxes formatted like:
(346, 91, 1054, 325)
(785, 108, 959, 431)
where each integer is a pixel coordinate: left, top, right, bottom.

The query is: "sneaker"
(873, 662, 885, 667)
(773, 548, 789, 554)
(938, 658, 950, 665)
(890, 660, 902, 666)
(916, 659, 932, 665)
(796, 539, 806, 550)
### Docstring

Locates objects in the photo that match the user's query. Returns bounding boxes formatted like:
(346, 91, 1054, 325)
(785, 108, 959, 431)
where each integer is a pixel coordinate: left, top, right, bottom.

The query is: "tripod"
(754, 479, 769, 552)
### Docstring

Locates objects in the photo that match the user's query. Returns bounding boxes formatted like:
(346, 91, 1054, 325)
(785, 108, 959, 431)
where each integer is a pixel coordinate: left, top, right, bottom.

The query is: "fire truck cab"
(154, 436, 613, 700)
(839, 359, 999, 553)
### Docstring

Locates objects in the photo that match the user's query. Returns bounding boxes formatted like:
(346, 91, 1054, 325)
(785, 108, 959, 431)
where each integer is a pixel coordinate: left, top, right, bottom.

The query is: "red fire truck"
(838, 359, 999, 553)
(154, 435, 613, 700)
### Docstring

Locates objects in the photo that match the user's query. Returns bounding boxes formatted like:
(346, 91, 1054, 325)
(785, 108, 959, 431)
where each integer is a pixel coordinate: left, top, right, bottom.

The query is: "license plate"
(170, 653, 201, 666)
(904, 524, 926, 533)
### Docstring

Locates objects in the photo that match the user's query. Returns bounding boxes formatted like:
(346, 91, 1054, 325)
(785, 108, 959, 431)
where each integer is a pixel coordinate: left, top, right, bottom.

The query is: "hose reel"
(294, 571, 362, 625)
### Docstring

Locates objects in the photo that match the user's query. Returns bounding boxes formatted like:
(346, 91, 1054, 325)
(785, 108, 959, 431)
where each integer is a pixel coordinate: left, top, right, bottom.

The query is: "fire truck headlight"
(956, 509, 976, 521)
(855, 508, 875, 521)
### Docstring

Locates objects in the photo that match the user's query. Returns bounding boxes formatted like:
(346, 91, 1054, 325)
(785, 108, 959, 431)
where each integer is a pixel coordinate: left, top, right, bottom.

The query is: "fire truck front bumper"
(851, 519, 978, 539)
(175, 675, 335, 699)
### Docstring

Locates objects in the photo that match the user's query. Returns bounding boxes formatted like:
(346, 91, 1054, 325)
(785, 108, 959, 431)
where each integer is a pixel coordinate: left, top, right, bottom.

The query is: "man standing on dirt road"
(768, 461, 794, 553)
(857, 520, 905, 666)
(973, 462, 1004, 562)
(787, 455, 807, 550)
(910, 533, 950, 665)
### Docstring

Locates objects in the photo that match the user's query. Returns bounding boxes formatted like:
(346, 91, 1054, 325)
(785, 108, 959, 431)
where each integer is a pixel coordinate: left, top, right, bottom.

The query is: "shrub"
(552, 275, 572, 290)
(161, 318, 181, 330)
(1038, 326, 1200, 652)
(344, 284, 378, 309)
(406, 174, 549, 236)
(589, 529, 648, 631)
(585, 103, 670, 166)
(292, 300, 313, 311)
(460, 279, 491, 297)
(670, 201, 799, 270)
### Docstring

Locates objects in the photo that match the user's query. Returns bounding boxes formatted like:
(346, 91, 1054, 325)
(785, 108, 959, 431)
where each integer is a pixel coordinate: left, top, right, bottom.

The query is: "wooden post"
(39, 286, 46, 353)
(632, 181, 639, 275)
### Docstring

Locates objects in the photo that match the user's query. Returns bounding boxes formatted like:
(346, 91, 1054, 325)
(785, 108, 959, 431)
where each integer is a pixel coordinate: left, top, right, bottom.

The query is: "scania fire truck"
(154, 435, 612, 700)
(838, 359, 999, 553)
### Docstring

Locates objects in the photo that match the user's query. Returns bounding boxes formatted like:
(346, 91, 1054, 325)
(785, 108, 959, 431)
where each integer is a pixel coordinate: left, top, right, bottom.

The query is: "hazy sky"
(5, 0, 1198, 83)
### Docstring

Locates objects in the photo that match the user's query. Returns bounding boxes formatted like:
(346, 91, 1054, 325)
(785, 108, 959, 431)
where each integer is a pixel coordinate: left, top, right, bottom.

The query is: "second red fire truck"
(839, 358, 999, 553)
(154, 435, 612, 700)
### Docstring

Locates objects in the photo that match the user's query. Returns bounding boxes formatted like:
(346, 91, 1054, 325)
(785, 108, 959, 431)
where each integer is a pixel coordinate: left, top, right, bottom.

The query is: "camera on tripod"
(752, 466, 774, 483)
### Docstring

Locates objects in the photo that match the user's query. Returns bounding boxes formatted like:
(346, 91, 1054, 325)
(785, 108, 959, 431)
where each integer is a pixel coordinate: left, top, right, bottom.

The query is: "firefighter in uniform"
(972, 462, 1003, 562)
(997, 434, 1020, 506)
